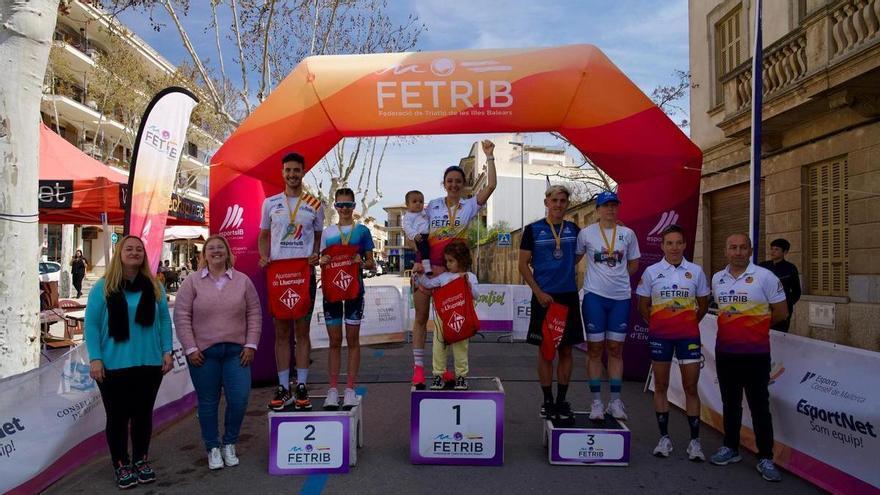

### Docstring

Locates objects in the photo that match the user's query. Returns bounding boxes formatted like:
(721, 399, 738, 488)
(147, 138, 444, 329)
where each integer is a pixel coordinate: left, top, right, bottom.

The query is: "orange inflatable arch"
(210, 44, 702, 379)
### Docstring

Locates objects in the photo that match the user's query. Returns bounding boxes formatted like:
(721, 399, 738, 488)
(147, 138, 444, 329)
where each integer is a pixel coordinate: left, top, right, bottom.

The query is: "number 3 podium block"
(268, 395, 364, 475)
(542, 412, 631, 466)
(411, 377, 504, 466)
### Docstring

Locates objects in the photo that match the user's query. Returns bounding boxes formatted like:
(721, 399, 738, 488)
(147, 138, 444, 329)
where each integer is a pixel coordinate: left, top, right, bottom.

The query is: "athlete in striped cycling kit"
(637, 224, 709, 461)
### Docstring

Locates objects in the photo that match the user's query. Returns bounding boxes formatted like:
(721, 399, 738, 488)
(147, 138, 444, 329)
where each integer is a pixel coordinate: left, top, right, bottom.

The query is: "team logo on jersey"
(657, 273, 665, 279)
(280, 288, 301, 309)
(746, 276, 754, 284)
(685, 272, 693, 279)
(448, 311, 465, 333)
(333, 269, 353, 291)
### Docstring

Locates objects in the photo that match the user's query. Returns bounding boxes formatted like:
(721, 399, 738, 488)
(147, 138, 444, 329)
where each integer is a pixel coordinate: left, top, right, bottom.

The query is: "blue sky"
(118, 0, 690, 220)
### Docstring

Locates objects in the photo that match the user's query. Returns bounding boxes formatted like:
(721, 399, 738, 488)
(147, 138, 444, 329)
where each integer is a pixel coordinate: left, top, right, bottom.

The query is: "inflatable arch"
(210, 45, 702, 380)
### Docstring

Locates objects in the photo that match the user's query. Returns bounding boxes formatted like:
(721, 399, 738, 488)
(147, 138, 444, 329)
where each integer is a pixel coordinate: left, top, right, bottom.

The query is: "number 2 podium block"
(543, 412, 631, 466)
(411, 377, 504, 466)
(268, 395, 364, 475)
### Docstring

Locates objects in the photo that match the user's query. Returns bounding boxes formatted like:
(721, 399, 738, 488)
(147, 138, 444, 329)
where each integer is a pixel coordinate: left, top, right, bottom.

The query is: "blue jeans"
(188, 343, 252, 450)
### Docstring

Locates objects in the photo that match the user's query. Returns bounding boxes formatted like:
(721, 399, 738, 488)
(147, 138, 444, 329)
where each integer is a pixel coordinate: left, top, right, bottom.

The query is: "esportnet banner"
(651, 315, 879, 494)
(0, 328, 195, 495)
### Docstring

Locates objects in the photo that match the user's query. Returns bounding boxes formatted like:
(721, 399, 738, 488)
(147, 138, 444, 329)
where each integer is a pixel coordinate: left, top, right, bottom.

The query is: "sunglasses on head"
(334, 201, 356, 209)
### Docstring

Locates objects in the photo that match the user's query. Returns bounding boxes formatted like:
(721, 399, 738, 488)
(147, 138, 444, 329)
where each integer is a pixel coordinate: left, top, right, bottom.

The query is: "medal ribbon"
(599, 224, 617, 261)
(287, 194, 304, 227)
(445, 199, 461, 236)
(339, 223, 356, 245)
(546, 217, 562, 251)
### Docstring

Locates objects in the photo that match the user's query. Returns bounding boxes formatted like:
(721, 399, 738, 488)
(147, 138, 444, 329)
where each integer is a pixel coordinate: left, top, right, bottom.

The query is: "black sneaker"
(133, 458, 155, 484)
(430, 375, 444, 390)
(454, 376, 468, 390)
(555, 401, 574, 423)
(294, 383, 312, 411)
(114, 462, 137, 489)
(540, 401, 555, 418)
(268, 385, 293, 410)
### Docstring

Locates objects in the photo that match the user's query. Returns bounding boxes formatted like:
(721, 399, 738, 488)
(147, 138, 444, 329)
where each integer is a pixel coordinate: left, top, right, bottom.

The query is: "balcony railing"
(719, 0, 880, 128)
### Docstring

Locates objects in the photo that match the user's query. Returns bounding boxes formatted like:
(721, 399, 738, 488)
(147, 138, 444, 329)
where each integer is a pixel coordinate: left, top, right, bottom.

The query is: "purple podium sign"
(544, 413, 631, 466)
(268, 410, 352, 475)
(411, 377, 504, 466)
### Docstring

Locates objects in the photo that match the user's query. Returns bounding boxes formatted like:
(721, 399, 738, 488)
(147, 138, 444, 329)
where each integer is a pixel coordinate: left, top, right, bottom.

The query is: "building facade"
(40, 1, 220, 278)
(689, 0, 880, 350)
(382, 205, 410, 273)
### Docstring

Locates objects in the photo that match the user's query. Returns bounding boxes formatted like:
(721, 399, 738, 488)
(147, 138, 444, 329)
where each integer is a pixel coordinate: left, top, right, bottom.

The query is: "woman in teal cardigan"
(85, 235, 172, 489)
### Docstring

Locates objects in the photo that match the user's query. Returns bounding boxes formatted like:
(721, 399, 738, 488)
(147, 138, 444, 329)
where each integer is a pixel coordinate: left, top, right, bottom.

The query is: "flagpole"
(749, 0, 763, 262)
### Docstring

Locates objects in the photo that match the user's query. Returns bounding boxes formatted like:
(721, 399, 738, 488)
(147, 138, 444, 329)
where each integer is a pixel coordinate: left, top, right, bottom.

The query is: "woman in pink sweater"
(173, 235, 262, 470)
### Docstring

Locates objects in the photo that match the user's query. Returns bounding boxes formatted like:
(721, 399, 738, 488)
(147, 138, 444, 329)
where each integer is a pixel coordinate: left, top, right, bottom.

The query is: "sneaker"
(710, 446, 742, 466)
(115, 462, 137, 489)
(589, 399, 605, 420)
(555, 401, 574, 422)
(268, 385, 293, 411)
(412, 365, 426, 390)
(323, 388, 340, 410)
(757, 458, 782, 482)
(430, 375, 444, 390)
(454, 376, 468, 390)
(221, 444, 239, 467)
(687, 438, 706, 462)
(606, 398, 628, 420)
(653, 435, 673, 457)
(342, 388, 358, 409)
(133, 458, 156, 483)
(540, 401, 555, 418)
(294, 383, 312, 411)
(208, 447, 224, 470)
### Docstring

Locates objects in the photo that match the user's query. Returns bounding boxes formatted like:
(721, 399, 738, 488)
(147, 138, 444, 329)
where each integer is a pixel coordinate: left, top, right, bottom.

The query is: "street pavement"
(46, 338, 823, 495)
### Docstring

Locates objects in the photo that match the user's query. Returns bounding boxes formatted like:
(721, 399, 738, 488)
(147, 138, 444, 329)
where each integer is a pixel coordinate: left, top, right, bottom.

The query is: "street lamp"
(508, 140, 524, 230)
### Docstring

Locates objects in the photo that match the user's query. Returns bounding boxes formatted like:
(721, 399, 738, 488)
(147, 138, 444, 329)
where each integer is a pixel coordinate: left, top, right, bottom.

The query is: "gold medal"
(599, 224, 617, 268)
(283, 194, 304, 240)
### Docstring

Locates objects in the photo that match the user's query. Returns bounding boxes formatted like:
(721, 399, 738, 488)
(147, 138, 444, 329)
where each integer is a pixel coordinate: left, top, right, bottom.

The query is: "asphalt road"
(46, 340, 824, 495)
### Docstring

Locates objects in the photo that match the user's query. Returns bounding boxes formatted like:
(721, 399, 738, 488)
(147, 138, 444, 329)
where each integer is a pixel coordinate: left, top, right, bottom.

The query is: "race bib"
(541, 302, 568, 361)
(432, 276, 479, 344)
(266, 258, 311, 320)
(320, 244, 361, 303)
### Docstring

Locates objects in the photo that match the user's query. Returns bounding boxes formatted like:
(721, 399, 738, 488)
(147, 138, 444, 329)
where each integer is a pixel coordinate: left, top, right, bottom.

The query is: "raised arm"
(476, 140, 497, 205)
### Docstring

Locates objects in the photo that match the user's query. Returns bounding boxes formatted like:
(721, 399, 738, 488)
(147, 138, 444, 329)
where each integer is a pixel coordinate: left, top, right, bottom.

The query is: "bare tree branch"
(229, 0, 251, 114)
(318, 0, 340, 55)
(257, 0, 277, 102)
(210, 0, 227, 85)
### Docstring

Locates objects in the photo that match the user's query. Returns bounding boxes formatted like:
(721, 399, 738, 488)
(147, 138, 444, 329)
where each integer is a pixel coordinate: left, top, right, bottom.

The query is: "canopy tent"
(38, 123, 205, 226)
(209, 44, 703, 381)
(163, 226, 208, 241)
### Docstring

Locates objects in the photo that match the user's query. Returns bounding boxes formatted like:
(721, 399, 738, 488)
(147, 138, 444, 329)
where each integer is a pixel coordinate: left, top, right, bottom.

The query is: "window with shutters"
(806, 159, 849, 296)
(714, 5, 742, 106)
(708, 182, 765, 276)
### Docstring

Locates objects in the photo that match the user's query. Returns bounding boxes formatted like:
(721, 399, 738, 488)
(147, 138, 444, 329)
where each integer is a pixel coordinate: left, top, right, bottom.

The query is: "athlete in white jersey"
(259, 152, 324, 411)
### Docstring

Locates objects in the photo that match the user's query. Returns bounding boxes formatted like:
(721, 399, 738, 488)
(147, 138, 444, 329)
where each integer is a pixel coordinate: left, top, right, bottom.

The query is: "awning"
(37, 123, 206, 226)
(164, 226, 208, 241)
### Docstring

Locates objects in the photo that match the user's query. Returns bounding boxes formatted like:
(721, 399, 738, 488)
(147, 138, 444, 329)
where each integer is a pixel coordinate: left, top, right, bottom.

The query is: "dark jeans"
(72, 273, 84, 296)
(97, 365, 163, 466)
(188, 343, 252, 450)
(716, 352, 775, 459)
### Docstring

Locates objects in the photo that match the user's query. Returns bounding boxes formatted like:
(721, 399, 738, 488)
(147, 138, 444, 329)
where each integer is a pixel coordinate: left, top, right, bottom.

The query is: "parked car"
(39, 261, 62, 283)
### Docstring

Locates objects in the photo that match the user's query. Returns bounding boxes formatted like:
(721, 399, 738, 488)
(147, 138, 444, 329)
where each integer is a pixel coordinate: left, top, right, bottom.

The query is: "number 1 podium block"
(411, 377, 504, 466)
(268, 395, 364, 475)
(543, 412, 631, 466)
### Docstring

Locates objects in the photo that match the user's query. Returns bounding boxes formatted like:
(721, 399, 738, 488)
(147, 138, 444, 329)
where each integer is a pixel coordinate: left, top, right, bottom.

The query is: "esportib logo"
(219, 204, 245, 238)
(375, 58, 513, 116)
(432, 431, 484, 455)
(646, 210, 679, 244)
(800, 371, 817, 384)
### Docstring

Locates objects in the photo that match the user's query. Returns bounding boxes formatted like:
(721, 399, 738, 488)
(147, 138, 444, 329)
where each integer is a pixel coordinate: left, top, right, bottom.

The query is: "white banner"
(652, 315, 880, 494)
(310, 286, 407, 348)
(1, 329, 195, 494)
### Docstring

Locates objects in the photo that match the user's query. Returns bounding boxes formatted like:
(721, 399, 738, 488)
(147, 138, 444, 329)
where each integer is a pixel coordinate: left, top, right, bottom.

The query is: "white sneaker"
(589, 399, 605, 420)
(208, 447, 223, 470)
(653, 435, 673, 457)
(687, 438, 705, 462)
(324, 388, 340, 410)
(343, 388, 358, 409)
(606, 398, 628, 420)
(221, 444, 239, 467)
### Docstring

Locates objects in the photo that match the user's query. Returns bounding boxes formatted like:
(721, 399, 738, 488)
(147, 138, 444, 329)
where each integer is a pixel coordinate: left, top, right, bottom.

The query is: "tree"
(0, 0, 62, 378)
